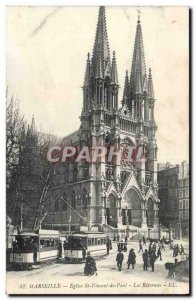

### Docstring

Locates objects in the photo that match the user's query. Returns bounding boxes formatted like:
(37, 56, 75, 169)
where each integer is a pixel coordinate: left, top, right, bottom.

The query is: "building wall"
(158, 161, 189, 239)
(178, 177, 189, 237)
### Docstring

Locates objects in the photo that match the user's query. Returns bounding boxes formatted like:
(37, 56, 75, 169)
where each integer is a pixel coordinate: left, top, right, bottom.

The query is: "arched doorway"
(147, 198, 154, 227)
(106, 194, 117, 228)
(124, 188, 142, 227)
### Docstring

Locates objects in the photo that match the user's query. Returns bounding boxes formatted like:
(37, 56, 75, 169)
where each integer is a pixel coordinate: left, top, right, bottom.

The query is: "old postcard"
(6, 6, 190, 295)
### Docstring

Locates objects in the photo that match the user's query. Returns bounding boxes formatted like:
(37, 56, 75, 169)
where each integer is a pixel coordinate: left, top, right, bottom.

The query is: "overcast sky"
(6, 6, 189, 164)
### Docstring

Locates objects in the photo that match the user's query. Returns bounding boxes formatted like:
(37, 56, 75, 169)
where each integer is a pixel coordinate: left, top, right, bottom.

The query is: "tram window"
(54, 238, 58, 246)
(95, 238, 97, 245)
(101, 238, 104, 245)
(91, 238, 95, 246)
(50, 239, 54, 247)
(88, 238, 91, 246)
(45, 239, 50, 247)
(103, 238, 106, 244)
(40, 239, 45, 248)
(97, 238, 101, 245)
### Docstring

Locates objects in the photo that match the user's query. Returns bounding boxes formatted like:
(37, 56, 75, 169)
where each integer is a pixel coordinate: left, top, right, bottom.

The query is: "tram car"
(10, 229, 60, 269)
(64, 231, 107, 263)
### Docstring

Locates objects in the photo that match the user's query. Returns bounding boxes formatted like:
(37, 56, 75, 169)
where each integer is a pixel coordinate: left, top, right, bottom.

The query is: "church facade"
(44, 7, 160, 231)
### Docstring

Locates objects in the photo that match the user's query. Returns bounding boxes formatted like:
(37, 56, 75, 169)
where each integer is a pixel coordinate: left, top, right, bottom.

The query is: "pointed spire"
(122, 70, 129, 106)
(148, 68, 154, 98)
(129, 15, 147, 95)
(92, 6, 111, 79)
(84, 53, 91, 86)
(31, 115, 35, 133)
(111, 51, 118, 84)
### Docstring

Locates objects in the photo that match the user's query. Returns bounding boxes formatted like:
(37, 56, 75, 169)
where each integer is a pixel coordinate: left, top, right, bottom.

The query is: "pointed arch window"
(54, 199, 60, 212)
(82, 189, 88, 209)
(71, 191, 76, 210)
(62, 193, 68, 211)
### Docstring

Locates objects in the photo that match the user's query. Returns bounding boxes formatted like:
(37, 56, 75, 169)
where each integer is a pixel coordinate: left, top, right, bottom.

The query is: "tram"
(64, 231, 107, 263)
(10, 229, 60, 269)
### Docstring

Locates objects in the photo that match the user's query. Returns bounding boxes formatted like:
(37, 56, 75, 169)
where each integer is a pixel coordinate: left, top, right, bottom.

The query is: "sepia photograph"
(6, 5, 190, 295)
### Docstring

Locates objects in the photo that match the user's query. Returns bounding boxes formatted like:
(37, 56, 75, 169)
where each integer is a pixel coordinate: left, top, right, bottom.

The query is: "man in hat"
(143, 249, 149, 271)
(127, 249, 136, 269)
(116, 249, 124, 271)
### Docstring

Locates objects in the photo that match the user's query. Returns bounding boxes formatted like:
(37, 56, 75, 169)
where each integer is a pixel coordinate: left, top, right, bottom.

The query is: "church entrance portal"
(106, 194, 117, 228)
(124, 189, 142, 227)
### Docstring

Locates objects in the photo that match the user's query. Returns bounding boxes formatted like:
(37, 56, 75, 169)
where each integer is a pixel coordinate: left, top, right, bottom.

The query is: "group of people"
(117, 240, 127, 252)
(83, 235, 187, 276)
(116, 248, 136, 271)
(115, 237, 165, 272)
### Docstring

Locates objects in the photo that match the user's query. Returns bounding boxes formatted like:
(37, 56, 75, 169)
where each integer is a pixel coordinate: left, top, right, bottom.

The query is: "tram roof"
(71, 231, 106, 236)
(15, 232, 38, 237)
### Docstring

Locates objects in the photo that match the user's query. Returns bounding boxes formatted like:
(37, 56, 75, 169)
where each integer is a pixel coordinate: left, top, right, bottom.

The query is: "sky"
(6, 6, 189, 164)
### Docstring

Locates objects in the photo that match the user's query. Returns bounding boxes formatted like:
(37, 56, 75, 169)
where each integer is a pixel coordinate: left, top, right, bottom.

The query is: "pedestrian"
(149, 250, 157, 272)
(170, 241, 173, 250)
(143, 249, 149, 271)
(173, 245, 179, 263)
(138, 240, 143, 253)
(157, 247, 162, 261)
(120, 240, 124, 251)
(84, 252, 97, 276)
(180, 244, 185, 255)
(116, 249, 124, 271)
(117, 234, 120, 242)
(127, 249, 136, 269)
(148, 243, 152, 255)
(142, 236, 146, 245)
(161, 241, 165, 251)
(109, 240, 112, 250)
(113, 234, 116, 241)
(173, 244, 179, 258)
(125, 235, 128, 243)
(152, 243, 156, 253)
(106, 240, 110, 255)
(124, 243, 127, 252)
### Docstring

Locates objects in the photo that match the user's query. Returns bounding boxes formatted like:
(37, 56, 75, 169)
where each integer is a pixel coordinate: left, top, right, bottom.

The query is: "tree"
(6, 90, 24, 188)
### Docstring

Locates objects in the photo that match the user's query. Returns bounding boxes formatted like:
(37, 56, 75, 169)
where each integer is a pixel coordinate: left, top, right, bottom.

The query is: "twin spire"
(83, 6, 118, 85)
(83, 7, 155, 106)
(129, 17, 147, 95)
(124, 15, 155, 111)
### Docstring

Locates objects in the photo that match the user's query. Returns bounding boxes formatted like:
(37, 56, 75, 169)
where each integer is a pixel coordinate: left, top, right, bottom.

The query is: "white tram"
(64, 231, 107, 263)
(10, 229, 60, 269)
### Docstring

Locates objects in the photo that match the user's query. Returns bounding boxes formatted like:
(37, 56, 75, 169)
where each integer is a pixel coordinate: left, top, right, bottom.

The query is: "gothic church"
(44, 7, 160, 231)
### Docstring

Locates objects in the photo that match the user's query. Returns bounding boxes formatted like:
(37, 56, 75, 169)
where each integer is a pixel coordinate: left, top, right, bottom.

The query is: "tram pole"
(69, 214, 71, 235)
(20, 202, 23, 231)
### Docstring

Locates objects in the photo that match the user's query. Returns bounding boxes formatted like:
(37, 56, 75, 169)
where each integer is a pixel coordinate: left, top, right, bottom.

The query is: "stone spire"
(148, 68, 154, 98)
(111, 51, 118, 84)
(83, 53, 91, 86)
(31, 115, 35, 133)
(91, 6, 111, 79)
(122, 70, 129, 106)
(129, 16, 147, 96)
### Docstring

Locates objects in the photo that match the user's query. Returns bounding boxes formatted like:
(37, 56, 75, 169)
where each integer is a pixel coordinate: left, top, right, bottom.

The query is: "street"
(6, 240, 189, 295)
